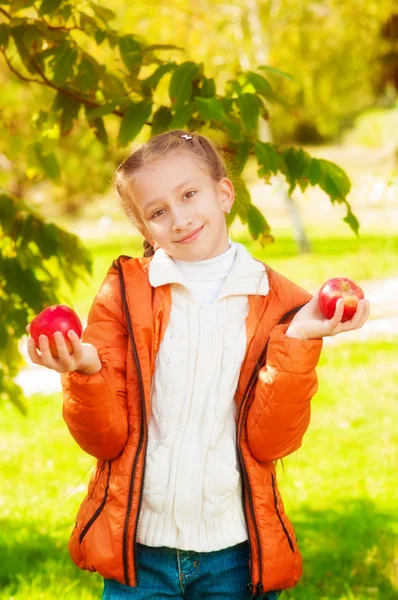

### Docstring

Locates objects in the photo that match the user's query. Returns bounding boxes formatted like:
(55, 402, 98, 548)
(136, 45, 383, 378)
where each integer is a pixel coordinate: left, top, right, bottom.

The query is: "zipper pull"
(246, 582, 254, 593)
(256, 582, 264, 597)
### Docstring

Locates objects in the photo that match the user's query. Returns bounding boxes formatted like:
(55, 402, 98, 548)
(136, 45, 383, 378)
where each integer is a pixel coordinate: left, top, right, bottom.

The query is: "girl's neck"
(172, 239, 236, 282)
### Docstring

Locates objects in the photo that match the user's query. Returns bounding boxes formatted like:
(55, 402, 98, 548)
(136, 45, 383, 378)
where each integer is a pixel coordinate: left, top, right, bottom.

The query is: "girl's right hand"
(26, 325, 102, 375)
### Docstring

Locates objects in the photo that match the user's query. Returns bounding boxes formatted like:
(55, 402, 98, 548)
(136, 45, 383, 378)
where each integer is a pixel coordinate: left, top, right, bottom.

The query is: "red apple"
(318, 277, 364, 322)
(30, 305, 83, 358)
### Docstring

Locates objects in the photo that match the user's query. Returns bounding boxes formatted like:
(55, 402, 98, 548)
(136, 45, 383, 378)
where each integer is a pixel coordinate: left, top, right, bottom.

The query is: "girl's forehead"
(131, 153, 210, 199)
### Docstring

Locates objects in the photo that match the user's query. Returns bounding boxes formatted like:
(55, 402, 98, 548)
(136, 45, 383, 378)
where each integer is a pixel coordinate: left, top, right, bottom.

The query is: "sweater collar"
(148, 240, 269, 298)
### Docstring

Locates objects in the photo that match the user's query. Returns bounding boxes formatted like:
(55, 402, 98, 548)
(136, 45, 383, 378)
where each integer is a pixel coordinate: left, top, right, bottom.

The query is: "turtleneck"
(172, 239, 237, 304)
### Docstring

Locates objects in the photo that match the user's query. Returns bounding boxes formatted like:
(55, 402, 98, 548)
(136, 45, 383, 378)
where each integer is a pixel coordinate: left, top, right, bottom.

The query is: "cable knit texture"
(137, 240, 269, 551)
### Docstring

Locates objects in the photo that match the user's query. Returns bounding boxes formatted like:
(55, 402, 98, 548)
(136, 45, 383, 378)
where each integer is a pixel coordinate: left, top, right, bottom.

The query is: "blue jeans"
(102, 541, 282, 599)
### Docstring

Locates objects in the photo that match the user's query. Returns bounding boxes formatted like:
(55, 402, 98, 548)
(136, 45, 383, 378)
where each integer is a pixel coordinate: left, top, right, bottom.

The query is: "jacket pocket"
(79, 460, 112, 544)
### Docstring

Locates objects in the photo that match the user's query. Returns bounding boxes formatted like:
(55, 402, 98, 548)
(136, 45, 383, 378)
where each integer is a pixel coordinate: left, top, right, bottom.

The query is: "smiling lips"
(176, 225, 204, 243)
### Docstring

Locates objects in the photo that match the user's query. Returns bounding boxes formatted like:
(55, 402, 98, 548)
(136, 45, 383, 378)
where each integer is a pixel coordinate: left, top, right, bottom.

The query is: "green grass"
(60, 228, 398, 317)
(2, 339, 397, 599)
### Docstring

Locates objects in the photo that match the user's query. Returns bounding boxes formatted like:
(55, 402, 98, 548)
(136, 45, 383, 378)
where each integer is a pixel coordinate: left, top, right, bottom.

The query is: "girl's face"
(130, 152, 235, 261)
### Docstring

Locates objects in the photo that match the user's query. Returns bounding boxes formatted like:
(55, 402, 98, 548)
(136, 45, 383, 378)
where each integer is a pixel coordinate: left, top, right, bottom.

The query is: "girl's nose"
(171, 209, 192, 232)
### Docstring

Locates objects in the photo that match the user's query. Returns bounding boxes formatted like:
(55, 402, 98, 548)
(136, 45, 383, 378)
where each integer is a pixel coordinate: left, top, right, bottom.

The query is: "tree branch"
(28, 55, 125, 117)
(0, 7, 11, 20)
(40, 16, 83, 32)
(1, 50, 42, 84)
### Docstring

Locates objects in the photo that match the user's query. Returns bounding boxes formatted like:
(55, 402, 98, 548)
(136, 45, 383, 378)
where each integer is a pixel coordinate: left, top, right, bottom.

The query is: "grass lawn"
(1, 341, 397, 599)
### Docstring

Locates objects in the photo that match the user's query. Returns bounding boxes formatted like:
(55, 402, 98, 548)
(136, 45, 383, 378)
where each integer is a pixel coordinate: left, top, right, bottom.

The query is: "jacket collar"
(148, 240, 269, 298)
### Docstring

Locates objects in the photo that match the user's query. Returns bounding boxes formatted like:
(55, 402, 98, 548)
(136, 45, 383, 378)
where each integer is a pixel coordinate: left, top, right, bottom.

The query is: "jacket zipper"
(79, 460, 112, 544)
(116, 258, 149, 587)
(237, 303, 307, 597)
(271, 473, 294, 553)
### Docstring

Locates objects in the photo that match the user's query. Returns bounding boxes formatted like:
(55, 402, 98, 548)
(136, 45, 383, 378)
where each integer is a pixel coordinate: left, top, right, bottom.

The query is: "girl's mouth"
(176, 225, 204, 244)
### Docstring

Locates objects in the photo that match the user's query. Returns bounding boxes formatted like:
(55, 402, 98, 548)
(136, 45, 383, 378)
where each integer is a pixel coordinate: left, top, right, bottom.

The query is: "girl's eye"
(151, 209, 164, 219)
(150, 191, 196, 219)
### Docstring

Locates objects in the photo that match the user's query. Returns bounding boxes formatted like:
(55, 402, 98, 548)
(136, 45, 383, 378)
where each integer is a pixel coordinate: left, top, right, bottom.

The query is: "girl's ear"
(217, 177, 235, 213)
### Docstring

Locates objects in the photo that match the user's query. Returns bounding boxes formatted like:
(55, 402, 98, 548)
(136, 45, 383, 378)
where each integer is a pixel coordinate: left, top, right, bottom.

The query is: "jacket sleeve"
(246, 323, 322, 462)
(61, 272, 129, 461)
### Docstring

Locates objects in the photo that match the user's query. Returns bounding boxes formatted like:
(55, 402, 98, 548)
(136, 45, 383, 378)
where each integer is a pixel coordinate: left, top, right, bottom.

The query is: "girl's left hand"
(285, 290, 371, 340)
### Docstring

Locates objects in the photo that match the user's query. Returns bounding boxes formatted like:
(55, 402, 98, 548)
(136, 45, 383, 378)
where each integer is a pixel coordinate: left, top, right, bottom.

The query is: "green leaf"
(343, 205, 360, 236)
(195, 97, 225, 122)
(11, 25, 36, 74)
(254, 141, 280, 175)
(11, 0, 36, 8)
(79, 12, 97, 33)
(282, 147, 311, 193)
(170, 101, 195, 129)
(94, 28, 107, 45)
(247, 71, 273, 94)
(140, 44, 184, 53)
(151, 106, 173, 135)
(89, 117, 108, 145)
(258, 65, 297, 83)
(319, 159, 351, 201)
(85, 102, 116, 120)
(234, 139, 252, 174)
(52, 93, 81, 134)
(0, 194, 18, 235)
(76, 56, 98, 92)
(34, 20, 68, 41)
(201, 77, 216, 98)
(118, 100, 153, 147)
(247, 204, 274, 245)
(236, 93, 262, 134)
(106, 31, 119, 49)
(232, 178, 251, 224)
(39, 0, 64, 17)
(52, 45, 78, 86)
(142, 63, 177, 93)
(100, 71, 127, 99)
(89, 2, 116, 23)
(169, 61, 201, 112)
(33, 142, 61, 182)
(308, 158, 322, 186)
(0, 23, 10, 49)
(119, 35, 142, 71)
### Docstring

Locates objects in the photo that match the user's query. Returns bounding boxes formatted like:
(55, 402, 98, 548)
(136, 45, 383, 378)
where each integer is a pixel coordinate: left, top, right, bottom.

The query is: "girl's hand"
(285, 290, 371, 340)
(26, 324, 102, 375)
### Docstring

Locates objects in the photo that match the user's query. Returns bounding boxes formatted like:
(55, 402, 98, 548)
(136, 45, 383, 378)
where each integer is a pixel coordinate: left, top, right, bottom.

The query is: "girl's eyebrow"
(144, 179, 197, 210)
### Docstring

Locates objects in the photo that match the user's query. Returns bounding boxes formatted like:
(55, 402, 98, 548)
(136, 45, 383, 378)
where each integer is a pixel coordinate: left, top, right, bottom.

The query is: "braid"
(143, 239, 155, 257)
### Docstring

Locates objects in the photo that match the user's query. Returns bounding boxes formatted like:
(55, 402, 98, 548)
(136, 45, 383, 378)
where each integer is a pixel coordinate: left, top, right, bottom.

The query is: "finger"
(356, 298, 371, 329)
(53, 331, 75, 366)
(27, 337, 44, 365)
(329, 298, 345, 328)
(26, 324, 31, 334)
(66, 330, 83, 358)
(38, 334, 59, 369)
(346, 299, 366, 329)
(338, 299, 368, 332)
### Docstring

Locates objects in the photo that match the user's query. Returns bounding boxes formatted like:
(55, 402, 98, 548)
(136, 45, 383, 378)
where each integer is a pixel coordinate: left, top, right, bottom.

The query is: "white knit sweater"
(136, 240, 269, 551)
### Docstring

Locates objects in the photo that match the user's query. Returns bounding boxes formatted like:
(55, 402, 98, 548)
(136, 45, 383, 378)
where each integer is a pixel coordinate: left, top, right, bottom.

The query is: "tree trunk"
(241, 0, 311, 253)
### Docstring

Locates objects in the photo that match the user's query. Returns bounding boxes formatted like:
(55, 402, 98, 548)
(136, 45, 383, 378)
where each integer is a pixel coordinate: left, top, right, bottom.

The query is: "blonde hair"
(115, 130, 229, 257)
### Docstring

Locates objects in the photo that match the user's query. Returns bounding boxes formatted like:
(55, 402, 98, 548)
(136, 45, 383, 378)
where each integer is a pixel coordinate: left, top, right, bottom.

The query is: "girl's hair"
(115, 130, 229, 257)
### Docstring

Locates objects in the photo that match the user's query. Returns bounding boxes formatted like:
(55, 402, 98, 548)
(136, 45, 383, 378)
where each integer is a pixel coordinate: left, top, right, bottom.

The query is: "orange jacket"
(61, 254, 322, 597)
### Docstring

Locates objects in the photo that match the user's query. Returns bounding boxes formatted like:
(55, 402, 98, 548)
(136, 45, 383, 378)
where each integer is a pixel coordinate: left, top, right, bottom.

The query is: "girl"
(27, 130, 370, 600)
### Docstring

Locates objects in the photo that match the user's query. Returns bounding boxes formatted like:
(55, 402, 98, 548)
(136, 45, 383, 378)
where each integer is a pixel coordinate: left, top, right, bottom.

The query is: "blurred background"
(1, 1, 397, 599)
